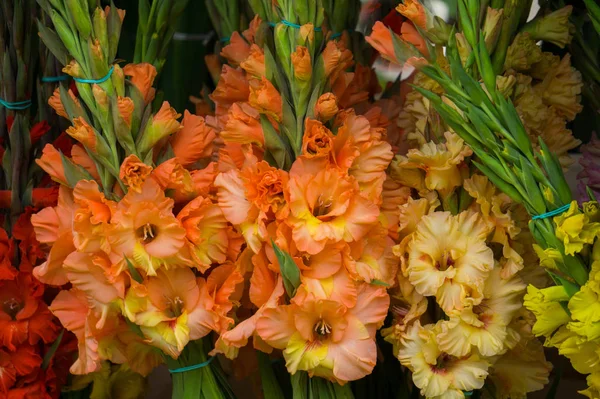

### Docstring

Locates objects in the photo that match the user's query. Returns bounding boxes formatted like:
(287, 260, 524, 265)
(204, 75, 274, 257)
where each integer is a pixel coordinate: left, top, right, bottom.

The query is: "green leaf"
(42, 329, 64, 370)
(261, 115, 292, 170)
(124, 256, 144, 283)
(258, 352, 285, 399)
(61, 152, 94, 188)
(272, 240, 300, 298)
(36, 19, 70, 66)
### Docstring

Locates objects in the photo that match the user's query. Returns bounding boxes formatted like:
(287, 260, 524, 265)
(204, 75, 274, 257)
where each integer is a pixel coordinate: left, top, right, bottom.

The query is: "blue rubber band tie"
(0, 98, 32, 110)
(41, 75, 70, 83)
(220, 36, 230, 43)
(269, 20, 322, 32)
(73, 65, 114, 84)
(169, 356, 214, 373)
(464, 392, 473, 397)
(531, 203, 571, 220)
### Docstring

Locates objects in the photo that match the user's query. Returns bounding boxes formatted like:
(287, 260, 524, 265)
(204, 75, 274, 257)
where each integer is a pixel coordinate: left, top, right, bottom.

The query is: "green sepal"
(124, 255, 144, 283)
(272, 240, 300, 298)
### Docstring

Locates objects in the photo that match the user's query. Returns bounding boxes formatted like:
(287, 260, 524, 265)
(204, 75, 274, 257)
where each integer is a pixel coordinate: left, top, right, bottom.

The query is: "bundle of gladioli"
(200, 0, 398, 396)
(33, 1, 243, 398)
(370, 0, 600, 396)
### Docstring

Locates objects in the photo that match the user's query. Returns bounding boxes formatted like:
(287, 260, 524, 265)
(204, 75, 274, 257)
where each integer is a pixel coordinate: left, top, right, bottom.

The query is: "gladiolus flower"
(291, 46, 312, 81)
(301, 119, 335, 158)
(398, 321, 490, 398)
(48, 87, 80, 119)
(240, 44, 266, 78)
(110, 178, 187, 275)
(210, 66, 250, 121)
(396, 0, 427, 29)
(118, 96, 135, 127)
(0, 344, 43, 394)
(256, 284, 389, 383)
(405, 211, 494, 312)
(65, 117, 97, 151)
(220, 103, 265, 146)
(221, 31, 251, 66)
(138, 101, 182, 155)
(249, 77, 283, 122)
(177, 196, 230, 272)
(123, 63, 157, 104)
(314, 93, 339, 122)
(0, 228, 17, 280)
(119, 154, 153, 193)
(321, 41, 354, 82)
(72, 180, 116, 254)
(170, 110, 216, 167)
(31, 186, 77, 285)
(216, 161, 288, 252)
(366, 22, 397, 63)
(0, 272, 59, 351)
(36, 144, 68, 186)
(287, 163, 379, 254)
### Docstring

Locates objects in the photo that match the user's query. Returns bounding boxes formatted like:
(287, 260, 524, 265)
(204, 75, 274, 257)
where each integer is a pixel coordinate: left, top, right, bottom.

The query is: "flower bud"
(123, 63, 157, 104)
(118, 96, 135, 128)
(112, 64, 125, 97)
(521, 6, 573, 49)
(93, 7, 109, 59)
(483, 7, 503, 53)
(299, 23, 315, 44)
(584, 201, 600, 222)
(65, 0, 93, 38)
(137, 102, 181, 155)
(249, 77, 283, 122)
(455, 33, 471, 66)
(291, 46, 312, 81)
(240, 44, 266, 78)
(314, 93, 338, 122)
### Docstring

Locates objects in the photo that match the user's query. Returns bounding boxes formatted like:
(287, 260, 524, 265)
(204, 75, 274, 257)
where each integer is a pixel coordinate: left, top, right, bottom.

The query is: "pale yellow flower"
(523, 285, 570, 337)
(437, 267, 526, 357)
(534, 54, 583, 121)
(504, 33, 542, 72)
(406, 210, 494, 312)
(488, 332, 552, 399)
(554, 201, 600, 255)
(396, 132, 472, 197)
(398, 321, 490, 399)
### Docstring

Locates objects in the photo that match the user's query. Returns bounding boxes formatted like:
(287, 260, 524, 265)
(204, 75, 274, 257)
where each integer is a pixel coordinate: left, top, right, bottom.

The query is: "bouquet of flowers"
(372, 0, 600, 396)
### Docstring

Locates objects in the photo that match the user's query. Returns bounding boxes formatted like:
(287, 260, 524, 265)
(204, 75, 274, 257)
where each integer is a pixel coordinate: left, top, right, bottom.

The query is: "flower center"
(136, 223, 158, 244)
(435, 251, 455, 271)
(313, 195, 333, 217)
(432, 353, 454, 374)
(166, 296, 184, 318)
(3, 298, 22, 320)
(314, 319, 332, 339)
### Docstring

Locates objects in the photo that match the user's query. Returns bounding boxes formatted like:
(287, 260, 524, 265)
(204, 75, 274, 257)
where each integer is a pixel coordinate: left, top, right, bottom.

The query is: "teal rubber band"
(41, 75, 70, 83)
(330, 32, 343, 39)
(73, 65, 114, 84)
(269, 20, 322, 32)
(531, 203, 571, 220)
(220, 36, 230, 43)
(464, 392, 473, 397)
(0, 98, 32, 110)
(168, 356, 214, 373)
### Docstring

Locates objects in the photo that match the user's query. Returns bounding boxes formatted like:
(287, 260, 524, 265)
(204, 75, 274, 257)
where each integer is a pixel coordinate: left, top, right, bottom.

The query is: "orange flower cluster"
(31, 114, 246, 374)
(204, 23, 396, 382)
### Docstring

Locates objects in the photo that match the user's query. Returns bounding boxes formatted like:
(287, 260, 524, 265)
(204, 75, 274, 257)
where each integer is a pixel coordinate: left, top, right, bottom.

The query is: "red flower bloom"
(0, 272, 59, 350)
(0, 227, 17, 280)
(0, 344, 42, 394)
(30, 121, 51, 146)
(13, 208, 47, 273)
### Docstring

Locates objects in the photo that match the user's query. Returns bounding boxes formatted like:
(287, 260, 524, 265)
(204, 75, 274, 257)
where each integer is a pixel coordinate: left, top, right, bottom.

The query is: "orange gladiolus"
(314, 93, 339, 122)
(221, 31, 251, 66)
(396, 0, 427, 29)
(65, 117, 96, 151)
(119, 154, 153, 193)
(109, 178, 187, 275)
(291, 46, 312, 81)
(31, 186, 76, 285)
(123, 63, 157, 104)
(71, 144, 101, 181)
(365, 22, 397, 63)
(302, 119, 335, 158)
(287, 162, 379, 254)
(170, 110, 216, 167)
(210, 66, 250, 121)
(72, 180, 116, 254)
(321, 40, 354, 82)
(36, 144, 67, 186)
(118, 96, 135, 127)
(256, 284, 389, 383)
(48, 87, 80, 119)
(220, 103, 265, 146)
(249, 77, 283, 122)
(240, 44, 266, 78)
